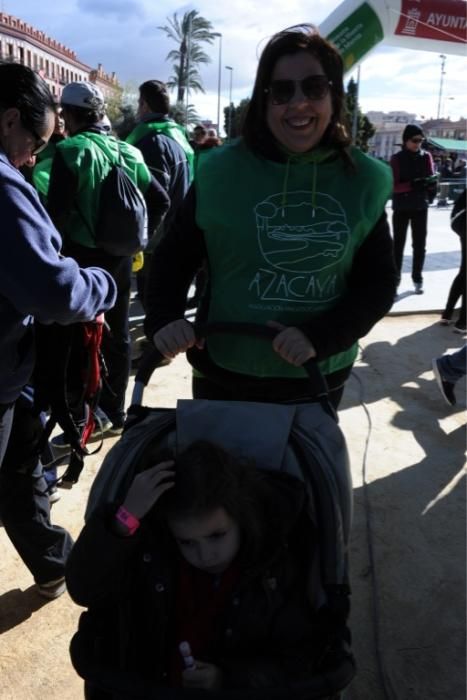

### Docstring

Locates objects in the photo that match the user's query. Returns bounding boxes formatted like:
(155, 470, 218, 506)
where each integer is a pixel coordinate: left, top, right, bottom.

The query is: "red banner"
(395, 0, 467, 44)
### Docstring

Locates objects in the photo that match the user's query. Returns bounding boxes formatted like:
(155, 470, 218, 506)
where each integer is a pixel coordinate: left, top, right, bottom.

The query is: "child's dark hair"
(155, 441, 265, 564)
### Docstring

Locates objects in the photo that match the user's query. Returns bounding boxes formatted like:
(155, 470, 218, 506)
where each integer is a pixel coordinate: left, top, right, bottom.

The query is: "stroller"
(73, 323, 355, 700)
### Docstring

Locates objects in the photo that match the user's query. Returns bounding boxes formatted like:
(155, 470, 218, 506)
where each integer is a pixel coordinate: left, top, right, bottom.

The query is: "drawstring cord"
(281, 157, 291, 216)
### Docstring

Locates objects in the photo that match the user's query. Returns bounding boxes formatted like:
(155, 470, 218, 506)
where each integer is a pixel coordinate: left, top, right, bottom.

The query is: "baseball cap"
(402, 124, 424, 142)
(61, 81, 105, 109)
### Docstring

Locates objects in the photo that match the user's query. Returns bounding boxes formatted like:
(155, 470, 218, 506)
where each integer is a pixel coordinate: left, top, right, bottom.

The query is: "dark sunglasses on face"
(265, 75, 332, 105)
(410, 137, 424, 144)
(20, 114, 47, 155)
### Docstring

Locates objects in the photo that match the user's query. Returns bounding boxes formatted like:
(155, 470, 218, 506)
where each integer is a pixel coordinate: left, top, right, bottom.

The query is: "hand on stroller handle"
(140, 320, 324, 390)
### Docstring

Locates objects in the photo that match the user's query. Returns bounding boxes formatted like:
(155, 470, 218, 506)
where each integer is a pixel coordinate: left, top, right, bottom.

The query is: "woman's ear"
(0, 107, 20, 134)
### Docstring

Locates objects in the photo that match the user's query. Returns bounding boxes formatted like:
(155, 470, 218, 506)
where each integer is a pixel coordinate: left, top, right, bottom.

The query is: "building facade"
(367, 111, 418, 161)
(367, 111, 467, 162)
(0, 13, 121, 101)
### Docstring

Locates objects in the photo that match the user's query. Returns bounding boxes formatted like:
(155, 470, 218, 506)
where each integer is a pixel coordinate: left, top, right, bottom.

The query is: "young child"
(66, 441, 352, 698)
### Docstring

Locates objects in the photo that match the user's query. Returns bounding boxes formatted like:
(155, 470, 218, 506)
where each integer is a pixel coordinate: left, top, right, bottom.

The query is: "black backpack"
(80, 141, 148, 257)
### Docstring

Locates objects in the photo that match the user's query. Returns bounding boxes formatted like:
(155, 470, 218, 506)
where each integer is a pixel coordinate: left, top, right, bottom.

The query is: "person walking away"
(47, 81, 169, 437)
(440, 188, 466, 334)
(126, 80, 193, 309)
(390, 124, 437, 295)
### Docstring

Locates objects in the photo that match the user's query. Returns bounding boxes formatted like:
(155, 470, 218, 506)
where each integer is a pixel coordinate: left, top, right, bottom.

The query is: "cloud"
(77, 0, 145, 20)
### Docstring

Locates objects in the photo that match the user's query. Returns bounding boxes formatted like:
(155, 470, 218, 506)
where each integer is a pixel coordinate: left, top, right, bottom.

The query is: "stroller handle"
(134, 321, 328, 396)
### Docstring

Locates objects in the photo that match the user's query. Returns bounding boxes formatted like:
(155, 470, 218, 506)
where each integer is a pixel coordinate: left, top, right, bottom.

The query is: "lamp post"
(212, 32, 222, 134)
(437, 54, 446, 120)
(185, 14, 192, 125)
(351, 63, 361, 144)
(225, 65, 233, 140)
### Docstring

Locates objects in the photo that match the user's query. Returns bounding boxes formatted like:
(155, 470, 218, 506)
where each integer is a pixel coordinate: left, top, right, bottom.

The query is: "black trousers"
(443, 232, 466, 326)
(64, 243, 132, 425)
(392, 208, 428, 284)
(0, 391, 73, 584)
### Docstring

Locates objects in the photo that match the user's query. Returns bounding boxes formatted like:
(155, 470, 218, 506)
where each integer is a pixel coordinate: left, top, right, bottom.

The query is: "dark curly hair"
(152, 441, 267, 565)
(242, 24, 351, 160)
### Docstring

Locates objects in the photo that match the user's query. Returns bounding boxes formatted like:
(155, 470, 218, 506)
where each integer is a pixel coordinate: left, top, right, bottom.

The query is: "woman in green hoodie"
(145, 24, 397, 408)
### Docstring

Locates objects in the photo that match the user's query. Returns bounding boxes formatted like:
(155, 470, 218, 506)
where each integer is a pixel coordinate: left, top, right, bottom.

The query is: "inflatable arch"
(319, 0, 467, 72)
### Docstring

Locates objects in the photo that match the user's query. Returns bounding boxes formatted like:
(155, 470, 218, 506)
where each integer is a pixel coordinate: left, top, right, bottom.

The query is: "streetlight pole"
(351, 63, 361, 144)
(185, 14, 192, 125)
(437, 54, 446, 120)
(212, 33, 222, 134)
(225, 65, 233, 140)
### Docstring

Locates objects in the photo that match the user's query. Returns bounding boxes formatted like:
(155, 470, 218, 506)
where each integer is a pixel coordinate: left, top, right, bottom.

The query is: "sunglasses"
(20, 114, 48, 155)
(265, 75, 332, 105)
(410, 137, 424, 144)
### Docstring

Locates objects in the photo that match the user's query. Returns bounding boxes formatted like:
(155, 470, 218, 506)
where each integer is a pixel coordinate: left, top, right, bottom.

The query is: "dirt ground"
(0, 312, 465, 700)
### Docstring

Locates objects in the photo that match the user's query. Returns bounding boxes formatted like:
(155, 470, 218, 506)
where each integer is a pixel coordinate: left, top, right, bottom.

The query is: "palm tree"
(159, 9, 216, 104)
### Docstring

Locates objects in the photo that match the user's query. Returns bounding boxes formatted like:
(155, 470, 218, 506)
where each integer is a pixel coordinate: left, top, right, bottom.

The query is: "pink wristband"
(115, 505, 140, 535)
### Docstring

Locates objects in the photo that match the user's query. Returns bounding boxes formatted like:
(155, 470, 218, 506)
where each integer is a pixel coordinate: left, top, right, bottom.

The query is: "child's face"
(168, 507, 241, 575)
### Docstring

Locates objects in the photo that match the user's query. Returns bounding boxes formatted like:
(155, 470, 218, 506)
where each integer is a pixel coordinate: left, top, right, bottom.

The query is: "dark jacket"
(0, 150, 116, 405)
(390, 148, 435, 211)
(46, 125, 170, 245)
(130, 115, 191, 239)
(66, 471, 353, 699)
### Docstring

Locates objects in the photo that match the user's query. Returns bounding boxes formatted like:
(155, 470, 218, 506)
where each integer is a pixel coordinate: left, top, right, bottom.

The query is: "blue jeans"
(437, 345, 467, 384)
(0, 402, 14, 468)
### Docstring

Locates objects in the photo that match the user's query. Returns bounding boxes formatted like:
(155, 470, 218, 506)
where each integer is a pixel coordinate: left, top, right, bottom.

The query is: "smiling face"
(0, 107, 54, 168)
(266, 51, 333, 154)
(168, 507, 241, 575)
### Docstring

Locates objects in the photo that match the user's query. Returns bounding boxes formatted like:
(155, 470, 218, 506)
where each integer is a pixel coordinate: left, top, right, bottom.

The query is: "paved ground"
(0, 204, 465, 700)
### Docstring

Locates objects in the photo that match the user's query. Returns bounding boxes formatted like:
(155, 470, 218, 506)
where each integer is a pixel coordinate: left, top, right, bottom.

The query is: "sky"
(6, 0, 467, 127)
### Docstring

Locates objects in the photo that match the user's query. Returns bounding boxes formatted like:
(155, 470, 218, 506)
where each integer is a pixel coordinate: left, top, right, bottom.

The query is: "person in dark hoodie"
(0, 63, 116, 598)
(125, 80, 194, 309)
(390, 123, 437, 295)
(144, 24, 397, 409)
(66, 440, 353, 698)
(47, 81, 169, 437)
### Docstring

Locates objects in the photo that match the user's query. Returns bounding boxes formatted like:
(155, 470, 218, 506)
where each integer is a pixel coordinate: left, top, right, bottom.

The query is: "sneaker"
(414, 282, 424, 294)
(439, 317, 452, 326)
(453, 323, 467, 335)
(432, 358, 456, 406)
(107, 422, 124, 436)
(48, 487, 61, 505)
(37, 576, 66, 600)
(51, 417, 113, 449)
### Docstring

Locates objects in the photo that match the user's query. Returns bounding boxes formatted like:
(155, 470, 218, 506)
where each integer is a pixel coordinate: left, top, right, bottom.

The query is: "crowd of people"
(0, 21, 465, 699)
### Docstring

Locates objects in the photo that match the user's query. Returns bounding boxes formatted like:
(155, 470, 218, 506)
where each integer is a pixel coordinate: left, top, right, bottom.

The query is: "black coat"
(66, 471, 354, 699)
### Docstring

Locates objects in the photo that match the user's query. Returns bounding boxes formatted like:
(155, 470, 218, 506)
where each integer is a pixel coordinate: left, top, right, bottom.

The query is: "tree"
(345, 77, 375, 152)
(223, 98, 251, 139)
(159, 9, 216, 104)
(170, 101, 200, 127)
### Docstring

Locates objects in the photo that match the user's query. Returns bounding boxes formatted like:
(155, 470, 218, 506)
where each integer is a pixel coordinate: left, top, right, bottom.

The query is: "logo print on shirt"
(254, 191, 350, 274)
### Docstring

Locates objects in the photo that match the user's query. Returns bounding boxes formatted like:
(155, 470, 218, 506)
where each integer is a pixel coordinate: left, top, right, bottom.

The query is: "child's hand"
(182, 660, 223, 690)
(122, 461, 175, 520)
